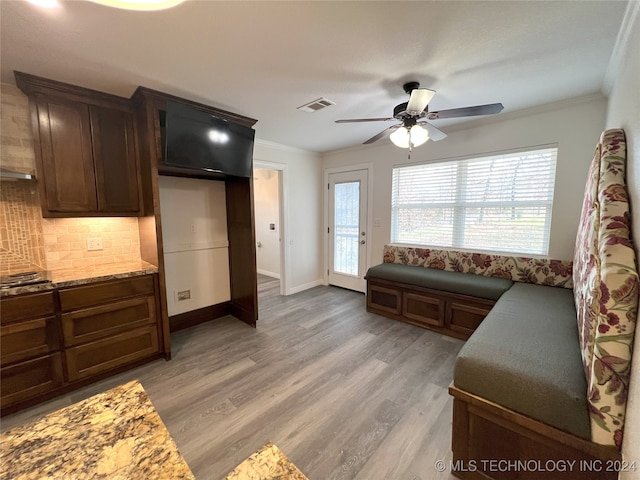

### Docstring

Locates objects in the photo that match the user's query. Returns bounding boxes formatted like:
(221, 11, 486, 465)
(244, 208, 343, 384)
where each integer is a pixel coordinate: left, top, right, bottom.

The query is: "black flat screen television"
(163, 101, 254, 178)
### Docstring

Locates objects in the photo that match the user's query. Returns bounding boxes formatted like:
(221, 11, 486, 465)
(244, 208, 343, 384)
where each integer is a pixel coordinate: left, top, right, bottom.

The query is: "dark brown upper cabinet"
(15, 72, 142, 217)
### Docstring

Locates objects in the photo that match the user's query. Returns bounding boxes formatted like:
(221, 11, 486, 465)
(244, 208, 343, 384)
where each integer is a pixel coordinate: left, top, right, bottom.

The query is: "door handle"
(360, 240, 366, 245)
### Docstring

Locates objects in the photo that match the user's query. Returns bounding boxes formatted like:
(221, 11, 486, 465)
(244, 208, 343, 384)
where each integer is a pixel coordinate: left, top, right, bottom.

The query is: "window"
(391, 147, 558, 255)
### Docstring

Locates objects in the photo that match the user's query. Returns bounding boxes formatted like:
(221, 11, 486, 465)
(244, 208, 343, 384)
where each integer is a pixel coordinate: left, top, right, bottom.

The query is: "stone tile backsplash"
(42, 217, 141, 271)
(0, 181, 46, 274)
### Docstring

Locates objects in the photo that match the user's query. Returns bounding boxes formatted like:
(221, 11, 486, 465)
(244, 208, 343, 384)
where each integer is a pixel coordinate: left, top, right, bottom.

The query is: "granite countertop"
(0, 380, 195, 479)
(0, 260, 158, 297)
(224, 442, 309, 480)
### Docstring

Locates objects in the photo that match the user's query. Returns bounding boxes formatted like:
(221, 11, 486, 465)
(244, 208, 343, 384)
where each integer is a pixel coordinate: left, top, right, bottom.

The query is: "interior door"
(328, 170, 368, 293)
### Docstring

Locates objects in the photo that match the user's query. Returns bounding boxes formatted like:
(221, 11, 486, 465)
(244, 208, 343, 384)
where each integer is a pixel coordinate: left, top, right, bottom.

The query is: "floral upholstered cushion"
(573, 128, 638, 448)
(383, 245, 573, 288)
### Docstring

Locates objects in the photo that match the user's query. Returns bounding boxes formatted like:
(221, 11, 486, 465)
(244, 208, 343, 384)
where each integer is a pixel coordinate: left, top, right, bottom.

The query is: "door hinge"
(327, 227, 330, 234)
(327, 269, 330, 275)
(328, 183, 330, 190)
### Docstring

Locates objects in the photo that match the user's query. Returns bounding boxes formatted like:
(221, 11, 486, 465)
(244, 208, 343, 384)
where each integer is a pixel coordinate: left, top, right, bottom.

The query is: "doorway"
(327, 168, 369, 293)
(253, 161, 287, 295)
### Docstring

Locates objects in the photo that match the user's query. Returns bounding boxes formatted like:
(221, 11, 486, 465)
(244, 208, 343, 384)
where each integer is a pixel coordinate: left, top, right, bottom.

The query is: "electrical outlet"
(177, 290, 191, 301)
(190, 224, 197, 233)
(86, 237, 103, 251)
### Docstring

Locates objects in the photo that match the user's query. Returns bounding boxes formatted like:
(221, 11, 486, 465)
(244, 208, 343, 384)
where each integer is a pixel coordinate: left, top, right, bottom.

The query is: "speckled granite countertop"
(0, 380, 195, 480)
(224, 442, 308, 480)
(0, 260, 158, 297)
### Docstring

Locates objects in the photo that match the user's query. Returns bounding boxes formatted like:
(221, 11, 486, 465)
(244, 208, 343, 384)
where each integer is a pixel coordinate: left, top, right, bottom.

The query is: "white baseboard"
(287, 279, 323, 295)
(257, 269, 280, 279)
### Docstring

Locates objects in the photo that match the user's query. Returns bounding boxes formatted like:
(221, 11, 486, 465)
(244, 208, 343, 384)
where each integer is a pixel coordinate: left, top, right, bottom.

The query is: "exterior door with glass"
(328, 170, 368, 293)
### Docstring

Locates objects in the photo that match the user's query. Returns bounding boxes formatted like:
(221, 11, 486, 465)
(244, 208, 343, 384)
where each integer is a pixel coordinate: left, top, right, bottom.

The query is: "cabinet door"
(62, 296, 156, 347)
(65, 326, 159, 381)
(367, 282, 402, 314)
(1, 316, 59, 365)
(447, 300, 493, 338)
(1, 353, 64, 409)
(402, 291, 445, 327)
(0, 291, 55, 324)
(35, 96, 97, 214)
(90, 106, 141, 213)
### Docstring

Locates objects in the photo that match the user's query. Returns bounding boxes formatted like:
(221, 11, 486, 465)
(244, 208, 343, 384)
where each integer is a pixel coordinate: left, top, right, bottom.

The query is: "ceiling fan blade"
(418, 122, 448, 141)
(429, 103, 504, 120)
(363, 125, 401, 144)
(406, 88, 436, 115)
(335, 117, 394, 123)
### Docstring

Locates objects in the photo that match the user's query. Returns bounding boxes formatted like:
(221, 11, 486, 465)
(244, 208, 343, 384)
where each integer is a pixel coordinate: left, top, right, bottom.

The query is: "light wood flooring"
(1, 275, 463, 480)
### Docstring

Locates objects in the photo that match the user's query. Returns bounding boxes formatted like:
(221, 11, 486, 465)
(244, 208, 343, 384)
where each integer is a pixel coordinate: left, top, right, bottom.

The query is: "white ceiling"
(0, 0, 628, 153)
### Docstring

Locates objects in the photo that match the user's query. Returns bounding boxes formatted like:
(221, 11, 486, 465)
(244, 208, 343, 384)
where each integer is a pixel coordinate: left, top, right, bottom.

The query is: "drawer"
(1, 316, 60, 365)
(65, 325, 159, 381)
(1, 353, 64, 409)
(402, 291, 445, 327)
(367, 282, 401, 314)
(62, 295, 156, 347)
(447, 300, 494, 337)
(59, 275, 155, 311)
(0, 292, 56, 324)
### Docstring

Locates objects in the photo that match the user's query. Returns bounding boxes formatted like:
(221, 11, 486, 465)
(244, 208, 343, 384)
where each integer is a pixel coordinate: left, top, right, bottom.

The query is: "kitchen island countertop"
(0, 380, 194, 479)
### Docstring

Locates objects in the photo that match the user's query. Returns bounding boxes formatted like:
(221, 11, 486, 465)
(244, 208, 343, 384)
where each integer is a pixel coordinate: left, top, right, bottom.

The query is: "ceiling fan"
(335, 81, 504, 152)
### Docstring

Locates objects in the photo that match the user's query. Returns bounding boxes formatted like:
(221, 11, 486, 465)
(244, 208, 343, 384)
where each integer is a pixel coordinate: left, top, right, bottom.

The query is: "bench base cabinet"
(449, 386, 620, 480)
(367, 278, 493, 339)
(0, 274, 166, 415)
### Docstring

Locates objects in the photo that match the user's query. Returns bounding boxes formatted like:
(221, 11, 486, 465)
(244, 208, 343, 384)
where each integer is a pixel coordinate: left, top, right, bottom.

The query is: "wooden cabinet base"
(366, 278, 494, 339)
(449, 386, 620, 480)
(0, 274, 168, 416)
(0, 353, 164, 417)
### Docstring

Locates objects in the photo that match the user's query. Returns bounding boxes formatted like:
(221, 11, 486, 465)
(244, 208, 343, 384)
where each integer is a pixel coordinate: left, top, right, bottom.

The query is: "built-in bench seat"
(365, 264, 590, 435)
(453, 282, 590, 440)
(367, 259, 621, 476)
(366, 130, 636, 480)
(366, 263, 513, 300)
(366, 263, 513, 339)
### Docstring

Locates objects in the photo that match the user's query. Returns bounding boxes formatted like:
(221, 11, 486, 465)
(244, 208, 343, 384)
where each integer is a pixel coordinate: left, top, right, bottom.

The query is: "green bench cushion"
(454, 282, 590, 439)
(366, 263, 513, 301)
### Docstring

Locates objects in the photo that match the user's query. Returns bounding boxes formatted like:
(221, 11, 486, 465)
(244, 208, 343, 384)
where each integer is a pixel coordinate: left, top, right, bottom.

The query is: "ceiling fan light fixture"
(390, 127, 410, 148)
(390, 125, 429, 149)
(87, 0, 186, 11)
(26, 0, 59, 8)
(409, 125, 429, 147)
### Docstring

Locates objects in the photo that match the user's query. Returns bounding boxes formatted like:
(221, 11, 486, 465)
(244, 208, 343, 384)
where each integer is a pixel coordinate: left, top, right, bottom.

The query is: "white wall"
(604, 3, 640, 476)
(254, 167, 280, 278)
(322, 95, 608, 267)
(158, 176, 231, 316)
(253, 140, 323, 293)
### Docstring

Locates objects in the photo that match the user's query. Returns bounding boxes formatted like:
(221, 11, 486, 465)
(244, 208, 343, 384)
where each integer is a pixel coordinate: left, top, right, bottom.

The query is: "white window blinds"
(391, 147, 558, 255)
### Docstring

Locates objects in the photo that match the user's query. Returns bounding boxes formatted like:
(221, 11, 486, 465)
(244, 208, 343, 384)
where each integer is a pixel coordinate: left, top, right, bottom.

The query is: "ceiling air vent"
(297, 97, 335, 113)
